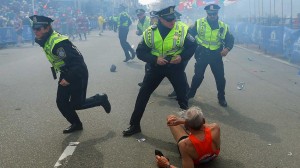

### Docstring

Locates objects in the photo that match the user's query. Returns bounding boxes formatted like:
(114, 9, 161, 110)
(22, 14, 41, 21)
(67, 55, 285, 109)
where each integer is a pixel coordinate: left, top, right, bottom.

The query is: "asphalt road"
(0, 29, 299, 168)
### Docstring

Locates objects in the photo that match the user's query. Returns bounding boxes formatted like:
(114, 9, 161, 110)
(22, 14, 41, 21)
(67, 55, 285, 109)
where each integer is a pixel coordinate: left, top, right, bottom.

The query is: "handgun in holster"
(51, 67, 57, 80)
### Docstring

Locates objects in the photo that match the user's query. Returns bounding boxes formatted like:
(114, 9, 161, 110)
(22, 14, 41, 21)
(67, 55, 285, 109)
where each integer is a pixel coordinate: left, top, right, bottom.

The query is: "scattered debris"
(147, 101, 154, 105)
(137, 138, 146, 142)
(267, 144, 272, 146)
(131, 44, 135, 49)
(237, 82, 245, 90)
(288, 152, 292, 156)
(110, 64, 116, 72)
(15, 108, 21, 110)
(247, 57, 253, 61)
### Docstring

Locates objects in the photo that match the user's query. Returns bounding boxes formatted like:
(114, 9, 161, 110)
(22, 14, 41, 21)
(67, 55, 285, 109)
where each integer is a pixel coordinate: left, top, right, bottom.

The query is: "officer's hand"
(220, 48, 229, 57)
(157, 57, 168, 65)
(60, 79, 70, 86)
(170, 55, 182, 64)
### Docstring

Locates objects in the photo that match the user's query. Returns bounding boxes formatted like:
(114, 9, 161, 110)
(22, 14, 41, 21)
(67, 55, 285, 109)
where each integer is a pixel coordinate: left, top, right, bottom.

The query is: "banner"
(0, 27, 17, 44)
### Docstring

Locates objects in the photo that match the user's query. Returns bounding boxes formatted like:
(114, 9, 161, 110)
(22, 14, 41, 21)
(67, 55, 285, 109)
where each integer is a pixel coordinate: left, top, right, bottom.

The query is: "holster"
(51, 67, 57, 80)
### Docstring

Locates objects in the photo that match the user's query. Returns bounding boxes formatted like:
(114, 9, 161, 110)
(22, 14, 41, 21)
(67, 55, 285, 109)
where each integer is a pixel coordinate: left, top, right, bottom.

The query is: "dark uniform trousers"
(189, 47, 226, 100)
(130, 64, 189, 126)
(56, 72, 101, 125)
(118, 26, 135, 59)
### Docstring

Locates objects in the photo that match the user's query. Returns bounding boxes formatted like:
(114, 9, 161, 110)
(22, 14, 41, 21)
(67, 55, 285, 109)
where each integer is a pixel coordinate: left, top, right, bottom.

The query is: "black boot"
(63, 123, 83, 134)
(96, 94, 111, 113)
(218, 99, 228, 107)
(131, 51, 136, 60)
(122, 125, 141, 136)
(123, 57, 131, 62)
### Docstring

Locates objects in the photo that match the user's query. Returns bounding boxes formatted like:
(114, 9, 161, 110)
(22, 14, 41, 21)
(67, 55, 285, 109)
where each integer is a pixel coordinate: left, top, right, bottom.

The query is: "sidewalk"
(236, 44, 300, 69)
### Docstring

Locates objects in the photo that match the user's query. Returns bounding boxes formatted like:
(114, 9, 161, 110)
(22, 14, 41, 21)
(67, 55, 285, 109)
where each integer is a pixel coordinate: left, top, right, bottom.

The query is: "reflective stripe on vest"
(137, 16, 151, 32)
(118, 12, 130, 27)
(43, 31, 68, 72)
(143, 22, 188, 57)
(195, 18, 228, 50)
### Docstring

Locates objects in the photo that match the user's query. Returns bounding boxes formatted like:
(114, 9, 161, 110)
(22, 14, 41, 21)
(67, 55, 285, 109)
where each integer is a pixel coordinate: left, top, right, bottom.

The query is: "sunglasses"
(164, 18, 175, 22)
(207, 13, 218, 16)
(33, 27, 43, 31)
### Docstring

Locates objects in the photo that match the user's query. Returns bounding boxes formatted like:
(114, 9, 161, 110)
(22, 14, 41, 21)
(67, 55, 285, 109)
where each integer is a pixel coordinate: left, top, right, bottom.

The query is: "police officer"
(122, 6, 197, 136)
(135, 9, 150, 36)
(29, 15, 111, 133)
(118, 4, 135, 62)
(187, 4, 234, 107)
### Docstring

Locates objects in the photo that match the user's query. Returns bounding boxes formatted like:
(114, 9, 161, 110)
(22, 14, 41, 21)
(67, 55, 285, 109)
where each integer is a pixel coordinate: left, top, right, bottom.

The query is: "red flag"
(197, 0, 204, 6)
(178, 2, 185, 11)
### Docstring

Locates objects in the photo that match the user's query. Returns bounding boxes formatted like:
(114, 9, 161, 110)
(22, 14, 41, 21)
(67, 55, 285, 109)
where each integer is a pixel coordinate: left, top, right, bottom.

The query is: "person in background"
(98, 15, 105, 36)
(187, 4, 234, 107)
(29, 15, 111, 134)
(155, 106, 220, 168)
(135, 9, 150, 36)
(14, 15, 23, 47)
(118, 4, 135, 62)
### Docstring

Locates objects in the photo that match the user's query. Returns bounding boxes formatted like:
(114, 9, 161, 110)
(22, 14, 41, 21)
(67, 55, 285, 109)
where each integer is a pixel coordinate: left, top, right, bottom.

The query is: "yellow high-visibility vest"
(43, 31, 68, 73)
(137, 16, 151, 32)
(143, 22, 188, 58)
(195, 18, 228, 50)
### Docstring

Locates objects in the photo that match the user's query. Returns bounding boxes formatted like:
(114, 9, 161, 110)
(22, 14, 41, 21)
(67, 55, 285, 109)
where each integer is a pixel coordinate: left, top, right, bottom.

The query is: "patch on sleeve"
(187, 33, 195, 42)
(56, 47, 66, 59)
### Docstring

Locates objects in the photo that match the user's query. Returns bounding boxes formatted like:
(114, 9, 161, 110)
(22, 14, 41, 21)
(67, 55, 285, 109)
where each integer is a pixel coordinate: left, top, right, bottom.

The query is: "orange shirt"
(188, 127, 220, 164)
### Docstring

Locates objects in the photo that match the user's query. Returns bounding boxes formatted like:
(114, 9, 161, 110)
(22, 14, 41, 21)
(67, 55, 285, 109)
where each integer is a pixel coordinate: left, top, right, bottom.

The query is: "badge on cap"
(170, 7, 174, 13)
(33, 16, 37, 23)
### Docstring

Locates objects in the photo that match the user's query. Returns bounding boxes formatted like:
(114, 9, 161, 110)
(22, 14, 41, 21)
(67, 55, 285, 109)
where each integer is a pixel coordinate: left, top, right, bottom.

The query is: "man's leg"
(210, 56, 227, 107)
(188, 57, 209, 99)
(168, 68, 189, 110)
(56, 83, 82, 133)
(118, 28, 131, 61)
(123, 69, 165, 136)
(121, 28, 135, 59)
(70, 76, 111, 113)
(138, 63, 151, 87)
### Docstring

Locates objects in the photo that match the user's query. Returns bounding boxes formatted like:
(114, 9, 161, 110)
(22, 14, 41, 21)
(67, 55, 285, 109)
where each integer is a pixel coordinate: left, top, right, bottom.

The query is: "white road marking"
(54, 142, 80, 168)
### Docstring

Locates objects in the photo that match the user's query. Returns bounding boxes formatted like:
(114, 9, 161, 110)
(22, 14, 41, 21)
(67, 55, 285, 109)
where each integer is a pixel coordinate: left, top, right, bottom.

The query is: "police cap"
(204, 4, 220, 14)
(136, 9, 145, 15)
(29, 15, 54, 29)
(156, 6, 176, 21)
(175, 11, 182, 19)
(150, 11, 158, 18)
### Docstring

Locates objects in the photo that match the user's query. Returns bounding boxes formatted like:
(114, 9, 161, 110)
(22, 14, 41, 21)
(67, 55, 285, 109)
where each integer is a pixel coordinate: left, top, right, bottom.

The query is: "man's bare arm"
(179, 141, 195, 168)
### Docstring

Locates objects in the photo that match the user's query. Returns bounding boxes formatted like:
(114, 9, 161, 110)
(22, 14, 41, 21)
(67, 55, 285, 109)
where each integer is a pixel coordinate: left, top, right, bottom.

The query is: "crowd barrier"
(0, 20, 99, 46)
(0, 25, 33, 46)
(229, 21, 300, 63)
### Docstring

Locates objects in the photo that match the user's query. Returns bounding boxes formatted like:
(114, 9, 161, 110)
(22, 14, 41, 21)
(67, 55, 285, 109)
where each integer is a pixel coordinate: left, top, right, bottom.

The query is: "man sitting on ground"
(155, 106, 220, 168)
